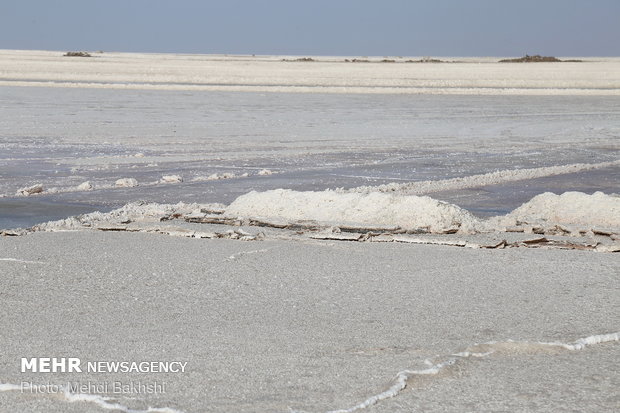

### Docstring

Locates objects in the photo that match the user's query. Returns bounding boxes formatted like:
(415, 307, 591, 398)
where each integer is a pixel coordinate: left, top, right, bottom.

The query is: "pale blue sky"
(1, 0, 619, 56)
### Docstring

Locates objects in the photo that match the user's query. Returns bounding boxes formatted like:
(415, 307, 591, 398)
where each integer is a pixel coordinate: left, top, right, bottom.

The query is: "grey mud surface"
(1, 231, 618, 412)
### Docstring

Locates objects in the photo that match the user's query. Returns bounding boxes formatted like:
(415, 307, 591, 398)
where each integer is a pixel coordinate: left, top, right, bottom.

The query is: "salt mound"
(209, 172, 235, 180)
(502, 191, 620, 229)
(160, 175, 183, 183)
(115, 178, 138, 187)
(225, 189, 482, 233)
(35, 201, 217, 231)
(16, 184, 43, 196)
(349, 160, 620, 195)
(77, 181, 93, 191)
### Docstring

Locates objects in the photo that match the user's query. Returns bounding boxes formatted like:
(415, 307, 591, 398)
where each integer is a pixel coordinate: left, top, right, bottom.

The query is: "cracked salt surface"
(325, 332, 620, 413)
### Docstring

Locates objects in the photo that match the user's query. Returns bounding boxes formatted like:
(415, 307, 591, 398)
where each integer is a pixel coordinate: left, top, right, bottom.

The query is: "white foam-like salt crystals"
(257, 168, 275, 176)
(225, 189, 483, 234)
(27, 190, 620, 239)
(224, 189, 620, 234)
(115, 178, 139, 188)
(160, 175, 183, 184)
(328, 332, 620, 413)
(191, 172, 250, 182)
(35, 201, 215, 231)
(15, 183, 44, 196)
(77, 181, 94, 191)
(0, 382, 182, 413)
(499, 191, 620, 229)
(225, 189, 620, 235)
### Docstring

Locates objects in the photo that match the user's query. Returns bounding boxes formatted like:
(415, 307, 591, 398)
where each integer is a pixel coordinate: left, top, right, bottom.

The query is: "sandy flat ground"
(1, 231, 618, 412)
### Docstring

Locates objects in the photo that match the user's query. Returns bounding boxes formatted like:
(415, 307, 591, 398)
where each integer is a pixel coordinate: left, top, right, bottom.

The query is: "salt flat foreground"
(0, 231, 618, 412)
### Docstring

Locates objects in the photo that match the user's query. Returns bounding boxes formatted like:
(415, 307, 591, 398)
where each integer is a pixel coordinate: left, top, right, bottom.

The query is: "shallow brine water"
(1, 86, 618, 228)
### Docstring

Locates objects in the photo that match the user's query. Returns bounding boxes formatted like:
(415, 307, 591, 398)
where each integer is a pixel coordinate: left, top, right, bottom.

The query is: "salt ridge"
(499, 191, 620, 228)
(349, 160, 620, 195)
(225, 189, 483, 234)
(326, 332, 620, 413)
(225, 189, 620, 234)
(28, 190, 620, 239)
(0, 258, 44, 264)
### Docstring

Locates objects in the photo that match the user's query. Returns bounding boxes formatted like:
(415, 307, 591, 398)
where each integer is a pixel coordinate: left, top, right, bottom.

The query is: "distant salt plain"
(1, 49, 620, 94)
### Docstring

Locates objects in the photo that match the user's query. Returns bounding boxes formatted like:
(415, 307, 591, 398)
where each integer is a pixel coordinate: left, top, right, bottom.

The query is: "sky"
(1, 0, 619, 56)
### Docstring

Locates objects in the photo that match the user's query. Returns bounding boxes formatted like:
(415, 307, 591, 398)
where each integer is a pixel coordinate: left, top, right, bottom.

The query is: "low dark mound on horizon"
(406, 57, 447, 63)
(282, 57, 315, 62)
(499, 55, 582, 63)
(343, 57, 450, 63)
(63, 51, 92, 57)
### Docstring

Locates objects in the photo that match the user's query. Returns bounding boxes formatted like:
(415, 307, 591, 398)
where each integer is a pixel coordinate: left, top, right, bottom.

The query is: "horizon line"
(2, 48, 619, 59)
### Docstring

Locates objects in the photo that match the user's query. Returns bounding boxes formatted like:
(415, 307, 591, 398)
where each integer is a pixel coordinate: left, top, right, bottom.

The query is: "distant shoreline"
(1, 49, 619, 95)
(0, 48, 616, 62)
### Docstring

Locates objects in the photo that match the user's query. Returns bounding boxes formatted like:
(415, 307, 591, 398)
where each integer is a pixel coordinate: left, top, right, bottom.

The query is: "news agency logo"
(21, 358, 82, 373)
(20, 358, 188, 373)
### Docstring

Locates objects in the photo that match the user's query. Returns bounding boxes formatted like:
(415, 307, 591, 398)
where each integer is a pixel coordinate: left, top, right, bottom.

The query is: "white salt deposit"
(115, 177, 139, 188)
(207, 172, 236, 180)
(0, 258, 45, 264)
(498, 191, 620, 229)
(192, 172, 249, 182)
(15, 183, 43, 196)
(27, 189, 620, 238)
(225, 189, 620, 235)
(257, 169, 275, 176)
(36, 201, 209, 231)
(76, 181, 94, 191)
(225, 189, 483, 234)
(160, 175, 183, 183)
(350, 160, 620, 195)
